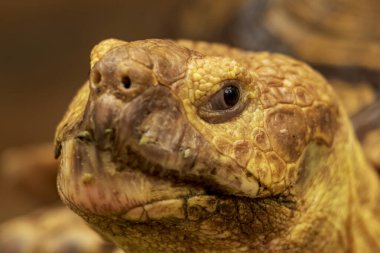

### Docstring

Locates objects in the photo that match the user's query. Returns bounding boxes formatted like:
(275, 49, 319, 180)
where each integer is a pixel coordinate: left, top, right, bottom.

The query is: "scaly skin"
(55, 39, 380, 252)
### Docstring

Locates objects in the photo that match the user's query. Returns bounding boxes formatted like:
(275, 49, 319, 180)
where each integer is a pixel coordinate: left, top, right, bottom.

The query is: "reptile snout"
(84, 42, 188, 152)
(89, 46, 158, 102)
(84, 40, 194, 153)
(88, 39, 191, 102)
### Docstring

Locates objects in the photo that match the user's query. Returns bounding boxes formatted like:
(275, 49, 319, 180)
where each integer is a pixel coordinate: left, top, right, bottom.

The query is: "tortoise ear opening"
(265, 105, 308, 163)
(306, 103, 339, 147)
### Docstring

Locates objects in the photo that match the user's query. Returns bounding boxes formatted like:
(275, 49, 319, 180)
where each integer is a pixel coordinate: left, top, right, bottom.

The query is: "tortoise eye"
(223, 85, 240, 107)
(198, 80, 247, 124)
(210, 85, 240, 110)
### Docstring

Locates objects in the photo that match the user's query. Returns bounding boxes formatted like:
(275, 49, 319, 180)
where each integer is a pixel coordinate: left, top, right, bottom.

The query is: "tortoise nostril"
(91, 70, 102, 85)
(121, 76, 132, 89)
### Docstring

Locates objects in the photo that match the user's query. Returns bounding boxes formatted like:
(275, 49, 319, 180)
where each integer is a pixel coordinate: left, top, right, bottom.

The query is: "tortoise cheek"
(306, 103, 339, 147)
(265, 105, 308, 163)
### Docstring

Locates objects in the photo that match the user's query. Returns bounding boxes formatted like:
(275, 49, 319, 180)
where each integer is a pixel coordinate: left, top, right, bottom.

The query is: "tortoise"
(1, 38, 379, 252)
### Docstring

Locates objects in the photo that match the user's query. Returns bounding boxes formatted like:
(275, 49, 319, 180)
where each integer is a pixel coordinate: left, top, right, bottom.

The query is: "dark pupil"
(223, 86, 240, 106)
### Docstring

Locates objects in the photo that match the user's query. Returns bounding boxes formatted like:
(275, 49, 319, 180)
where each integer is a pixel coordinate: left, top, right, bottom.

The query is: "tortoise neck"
(336, 116, 380, 251)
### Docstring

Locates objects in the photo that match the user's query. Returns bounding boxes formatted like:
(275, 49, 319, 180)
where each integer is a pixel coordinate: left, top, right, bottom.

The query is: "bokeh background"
(0, 0, 246, 151)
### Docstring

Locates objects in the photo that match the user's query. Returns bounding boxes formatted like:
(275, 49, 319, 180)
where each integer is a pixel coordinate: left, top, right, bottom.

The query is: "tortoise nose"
(89, 45, 157, 98)
(89, 39, 192, 96)
(90, 64, 132, 90)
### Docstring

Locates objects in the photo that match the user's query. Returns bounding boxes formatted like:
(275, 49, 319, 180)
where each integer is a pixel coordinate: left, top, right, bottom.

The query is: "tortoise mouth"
(57, 138, 208, 217)
(57, 137, 259, 222)
(119, 194, 220, 222)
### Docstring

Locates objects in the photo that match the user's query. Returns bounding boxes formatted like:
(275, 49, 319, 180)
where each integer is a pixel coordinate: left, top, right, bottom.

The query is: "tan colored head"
(55, 39, 379, 252)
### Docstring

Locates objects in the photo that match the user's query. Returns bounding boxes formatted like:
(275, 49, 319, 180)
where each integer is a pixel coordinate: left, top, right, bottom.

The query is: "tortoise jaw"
(56, 137, 230, 223)
(57, 138, 206, 217)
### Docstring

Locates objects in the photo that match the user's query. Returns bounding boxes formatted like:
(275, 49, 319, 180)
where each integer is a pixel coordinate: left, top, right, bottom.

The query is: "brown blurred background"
(0, 0, 246, 151)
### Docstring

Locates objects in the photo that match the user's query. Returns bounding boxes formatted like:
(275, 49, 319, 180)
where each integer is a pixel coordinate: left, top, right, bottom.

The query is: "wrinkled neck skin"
(294, 113, 380, 253)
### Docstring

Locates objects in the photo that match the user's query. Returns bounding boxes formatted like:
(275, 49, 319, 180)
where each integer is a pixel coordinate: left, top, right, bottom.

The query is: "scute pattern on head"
(90, 39, 127, 68)
(186, 57, 249, 105)
(174, 45, 339, 195)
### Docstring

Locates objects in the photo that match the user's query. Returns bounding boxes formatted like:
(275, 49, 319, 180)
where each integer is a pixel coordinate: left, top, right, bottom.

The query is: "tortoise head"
(55, 39, 350, 252)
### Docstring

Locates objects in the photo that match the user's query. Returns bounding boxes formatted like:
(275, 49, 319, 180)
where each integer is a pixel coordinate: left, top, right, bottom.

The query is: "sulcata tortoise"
(1, 38, 380, 252)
